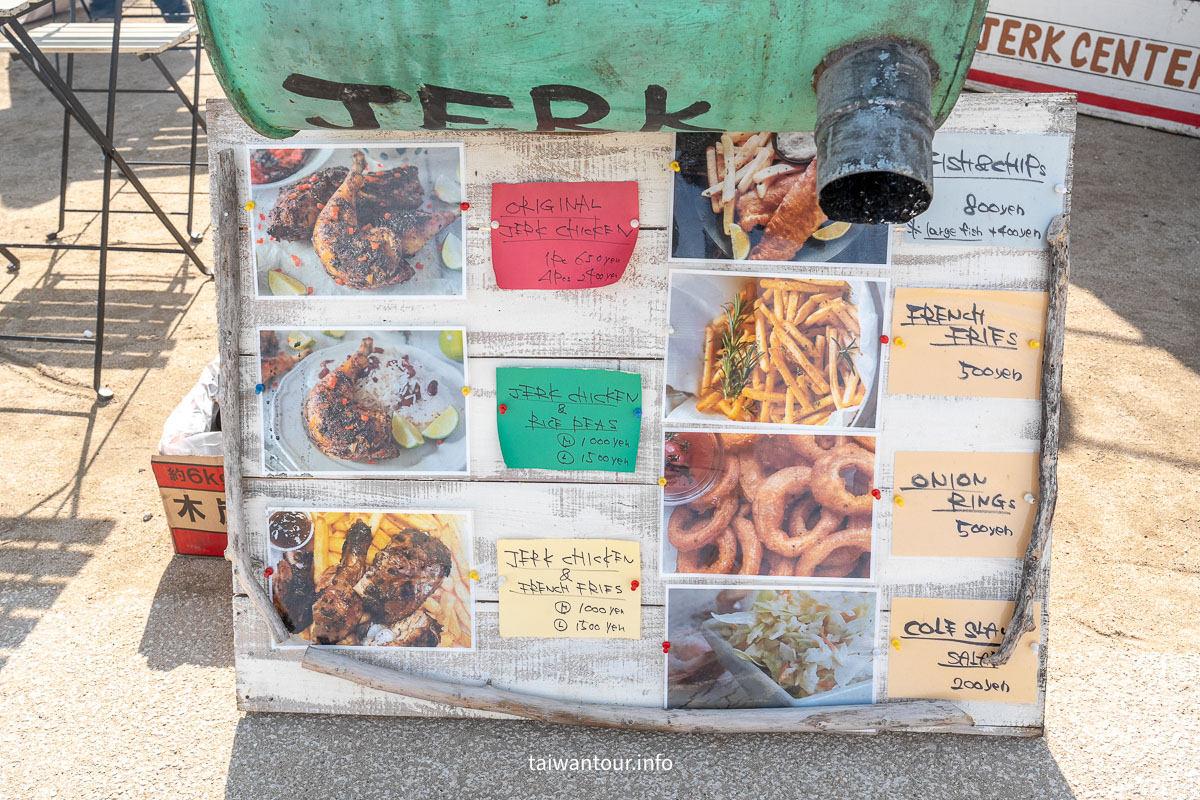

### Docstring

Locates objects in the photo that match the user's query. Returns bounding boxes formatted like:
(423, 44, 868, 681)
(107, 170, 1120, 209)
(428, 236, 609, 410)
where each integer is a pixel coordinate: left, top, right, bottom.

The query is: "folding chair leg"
(0, 245, 19, 274)
(49, 52, 74, 241)
(145, 52, 206, 132)
(185, 36, 202, 240)
(92, 1, 125, 402)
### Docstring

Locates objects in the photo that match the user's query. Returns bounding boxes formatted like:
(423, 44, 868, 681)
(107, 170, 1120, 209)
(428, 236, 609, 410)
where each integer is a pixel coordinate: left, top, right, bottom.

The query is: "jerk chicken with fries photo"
(269, 510, 474, 649)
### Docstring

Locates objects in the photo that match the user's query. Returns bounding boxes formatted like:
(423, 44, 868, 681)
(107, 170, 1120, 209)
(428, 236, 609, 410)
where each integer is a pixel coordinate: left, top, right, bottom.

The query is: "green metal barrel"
(194, 0, 987, 139)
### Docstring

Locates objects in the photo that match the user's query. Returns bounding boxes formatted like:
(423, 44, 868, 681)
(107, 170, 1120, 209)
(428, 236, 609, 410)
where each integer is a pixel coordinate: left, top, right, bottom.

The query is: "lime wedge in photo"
(390, 414, 425, 449)
(440, 232, 463, 271)
(322, 330, 346, 338)
(268, 269, 308, 296)
(421, 407, 460, 440)
(439, 330, 464, 362)
(811, 221, 852, 242)
(286, 331, 315, 350)
(726, 223, 751, 260)
(434, 177, 461, 203)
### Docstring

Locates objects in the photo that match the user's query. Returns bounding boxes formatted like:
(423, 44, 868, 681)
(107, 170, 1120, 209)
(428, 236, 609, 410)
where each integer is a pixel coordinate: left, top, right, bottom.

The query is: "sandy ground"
(0, 35, 1197, 800)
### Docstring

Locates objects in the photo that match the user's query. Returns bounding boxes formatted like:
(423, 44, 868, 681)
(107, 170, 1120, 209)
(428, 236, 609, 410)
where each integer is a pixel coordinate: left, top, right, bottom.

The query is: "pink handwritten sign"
(490, 181, 639, 289)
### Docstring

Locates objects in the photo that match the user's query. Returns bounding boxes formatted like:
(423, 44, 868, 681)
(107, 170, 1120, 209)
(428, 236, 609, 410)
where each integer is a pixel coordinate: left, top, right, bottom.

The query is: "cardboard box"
(151, 454, 227, 557)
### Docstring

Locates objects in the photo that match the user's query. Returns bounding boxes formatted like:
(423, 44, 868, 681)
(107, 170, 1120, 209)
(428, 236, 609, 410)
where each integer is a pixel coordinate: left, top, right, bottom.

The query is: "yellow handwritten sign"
(888, 288, 1047, 399)
(887, 598, 1040, 704)
(496, 538, 641, 639)
(892, 451, 1038, 558)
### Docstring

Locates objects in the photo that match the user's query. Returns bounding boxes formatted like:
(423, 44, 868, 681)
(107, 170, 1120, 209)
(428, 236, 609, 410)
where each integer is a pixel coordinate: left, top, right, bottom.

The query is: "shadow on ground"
(1067, 118, 1200, 379)
(225, 715, 1075, 799)
(0, 514, 115, 670)
(138, 554, 233, 670)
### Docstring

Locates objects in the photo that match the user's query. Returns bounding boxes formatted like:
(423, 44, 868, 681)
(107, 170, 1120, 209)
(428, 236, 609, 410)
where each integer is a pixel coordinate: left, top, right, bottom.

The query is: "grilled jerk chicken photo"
(265, 166, 348, 241)
(312, 152, 408, 289)
(271, 539, 316, 633)
(303, 336, 400, 463)
(355, 528, 452, 622)
(311, 520, 374, 644)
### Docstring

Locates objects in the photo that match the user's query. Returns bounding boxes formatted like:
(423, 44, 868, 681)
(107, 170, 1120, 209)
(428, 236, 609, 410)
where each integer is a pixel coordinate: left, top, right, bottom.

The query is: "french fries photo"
(268, 510, 473, 649)
(667, 272, 883, 429)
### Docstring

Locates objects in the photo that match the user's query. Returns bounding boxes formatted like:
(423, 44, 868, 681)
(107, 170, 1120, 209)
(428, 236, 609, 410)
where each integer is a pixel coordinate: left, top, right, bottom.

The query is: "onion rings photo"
(662, 430, 876, 580)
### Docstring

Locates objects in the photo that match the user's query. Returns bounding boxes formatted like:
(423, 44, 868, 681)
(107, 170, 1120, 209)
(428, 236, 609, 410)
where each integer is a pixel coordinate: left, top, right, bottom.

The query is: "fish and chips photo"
(258, 327, 468, 475)
(269, 510, 474, 649)
(662, 431, 875, 579)
(249, 144, 465, 297)
(664, 270, 885, 429)
(666, 587, 877, 709)
(669, 132, 889, 265)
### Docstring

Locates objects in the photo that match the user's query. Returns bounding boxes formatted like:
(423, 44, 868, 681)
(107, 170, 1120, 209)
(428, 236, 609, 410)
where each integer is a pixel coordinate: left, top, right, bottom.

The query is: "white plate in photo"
(263, 338, 467, 475)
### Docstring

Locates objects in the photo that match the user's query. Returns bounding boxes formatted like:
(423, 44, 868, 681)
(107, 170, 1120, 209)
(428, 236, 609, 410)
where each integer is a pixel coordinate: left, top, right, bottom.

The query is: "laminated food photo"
(669, 132, 890, 266)
(257, 327, 469, 476)
(664, 270, 886, 430)
(665, 587, 878, 709)
(247, 143, 466, 298)
(662, 431, 875, 579)
(268, 509, 474, 649)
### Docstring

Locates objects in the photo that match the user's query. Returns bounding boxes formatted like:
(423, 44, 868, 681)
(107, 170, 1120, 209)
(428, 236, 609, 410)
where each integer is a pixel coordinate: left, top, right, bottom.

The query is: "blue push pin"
(255, 384, 264, 395)
(633, 407, 642, 418)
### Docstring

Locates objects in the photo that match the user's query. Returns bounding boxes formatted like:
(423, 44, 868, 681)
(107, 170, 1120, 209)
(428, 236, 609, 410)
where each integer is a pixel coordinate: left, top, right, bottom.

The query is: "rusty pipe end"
(815, 41, 935, 225)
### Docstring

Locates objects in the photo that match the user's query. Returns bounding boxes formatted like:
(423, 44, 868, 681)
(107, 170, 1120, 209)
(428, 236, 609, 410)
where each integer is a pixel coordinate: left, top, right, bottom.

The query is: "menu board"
(215, 92, 1070, 733)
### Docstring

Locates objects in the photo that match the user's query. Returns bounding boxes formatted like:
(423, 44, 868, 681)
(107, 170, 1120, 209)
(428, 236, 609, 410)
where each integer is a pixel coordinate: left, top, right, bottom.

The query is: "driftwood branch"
(302, 647, 973, 733)
(984, 214, 1069, 667)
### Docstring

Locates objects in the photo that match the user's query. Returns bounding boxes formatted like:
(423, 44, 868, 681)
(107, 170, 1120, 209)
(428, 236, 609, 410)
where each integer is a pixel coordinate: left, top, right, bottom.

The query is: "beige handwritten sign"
(887, 598, 1040, 704)
(496, 538, 641, 639)
(888, 288, 1047, 399)
(892, 451, 1038, 558)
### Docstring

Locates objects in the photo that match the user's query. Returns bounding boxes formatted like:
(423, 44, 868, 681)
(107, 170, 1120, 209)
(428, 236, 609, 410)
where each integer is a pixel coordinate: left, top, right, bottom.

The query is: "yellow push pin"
(894, 336, 906, 348)
(658, 477, 667, 487)
(668, 160, 681, 172)
(468, 569, 480, 582)
(894, 495, 904, 507)
(461, 386, 471, 396)
(1029, 339, 1041, 349)
(891, 638, 901, 650)
(244, 200, 255, 211)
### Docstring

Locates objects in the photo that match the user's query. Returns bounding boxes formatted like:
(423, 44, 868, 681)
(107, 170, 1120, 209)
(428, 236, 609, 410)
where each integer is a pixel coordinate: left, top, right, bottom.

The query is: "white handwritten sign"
(904, 132, 1070, 248)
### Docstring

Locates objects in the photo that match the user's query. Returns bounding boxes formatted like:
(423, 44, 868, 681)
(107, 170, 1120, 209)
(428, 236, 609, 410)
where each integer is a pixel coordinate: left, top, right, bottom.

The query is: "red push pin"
(498, 403, 508, 414)
(460, 201, 470, 211)
(631, 580, 640, 591)
(880, 334, 890, 344)
(264, 567, 274, 577)
(662, 641, 671, 654)
(871, 488, 882, 500)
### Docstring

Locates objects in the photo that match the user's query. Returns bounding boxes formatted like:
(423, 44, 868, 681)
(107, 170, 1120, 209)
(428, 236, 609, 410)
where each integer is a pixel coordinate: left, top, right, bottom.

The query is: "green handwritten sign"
(496, 367, 642, 472)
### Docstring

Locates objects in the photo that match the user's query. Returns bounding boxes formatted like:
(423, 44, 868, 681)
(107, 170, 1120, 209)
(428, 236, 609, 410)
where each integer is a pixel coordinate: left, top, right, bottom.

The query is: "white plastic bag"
(158, 356, 223, 456)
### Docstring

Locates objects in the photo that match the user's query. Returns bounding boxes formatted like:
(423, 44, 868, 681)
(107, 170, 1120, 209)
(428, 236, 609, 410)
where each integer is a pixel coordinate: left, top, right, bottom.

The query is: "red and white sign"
(968, 0, 1200, 136)
(151, 455, 227, 557)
